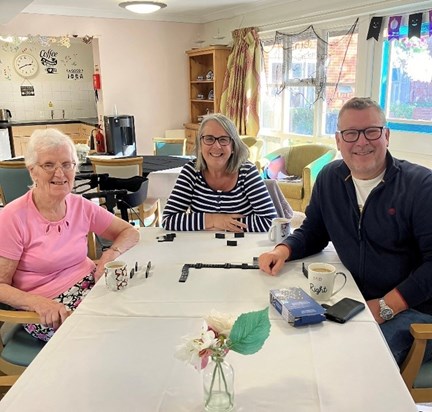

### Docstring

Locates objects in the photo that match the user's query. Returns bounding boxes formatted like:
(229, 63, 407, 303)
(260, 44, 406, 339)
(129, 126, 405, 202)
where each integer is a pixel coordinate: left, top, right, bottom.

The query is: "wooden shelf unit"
(184, 46, 231, 154)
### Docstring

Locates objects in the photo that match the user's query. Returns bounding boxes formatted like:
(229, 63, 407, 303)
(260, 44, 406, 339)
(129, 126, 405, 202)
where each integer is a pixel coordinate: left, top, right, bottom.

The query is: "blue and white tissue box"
(270, 287, 326, 326)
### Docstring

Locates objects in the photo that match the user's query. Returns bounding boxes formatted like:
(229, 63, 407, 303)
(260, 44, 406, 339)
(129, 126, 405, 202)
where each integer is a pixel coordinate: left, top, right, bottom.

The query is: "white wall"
(0, 38, 96, 121)
(0, 14, 199, 154)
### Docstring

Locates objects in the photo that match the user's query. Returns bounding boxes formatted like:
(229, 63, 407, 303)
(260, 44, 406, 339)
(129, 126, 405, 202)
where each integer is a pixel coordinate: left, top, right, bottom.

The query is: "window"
(260, 23, 358, 143)
(380, 23, 432, 134)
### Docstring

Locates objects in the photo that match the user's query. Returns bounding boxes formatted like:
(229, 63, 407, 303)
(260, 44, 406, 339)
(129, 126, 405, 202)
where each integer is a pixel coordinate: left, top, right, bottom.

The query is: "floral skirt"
(24, 270, 96, 342)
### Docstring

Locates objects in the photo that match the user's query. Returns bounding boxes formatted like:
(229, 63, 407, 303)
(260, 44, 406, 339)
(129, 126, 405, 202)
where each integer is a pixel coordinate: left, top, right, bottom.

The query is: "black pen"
(145, 261, 151, 278)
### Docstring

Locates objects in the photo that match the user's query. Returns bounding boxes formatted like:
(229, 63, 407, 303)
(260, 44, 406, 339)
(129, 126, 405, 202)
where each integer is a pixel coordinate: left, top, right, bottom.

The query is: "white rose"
(205, 310, 236, 336)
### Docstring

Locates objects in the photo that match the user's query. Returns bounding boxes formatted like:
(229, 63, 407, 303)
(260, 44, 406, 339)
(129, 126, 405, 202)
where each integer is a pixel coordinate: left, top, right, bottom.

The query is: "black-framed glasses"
(37, 161, 76, 173)
(201, 135, 232, 146)
(337, 127, 387, 143)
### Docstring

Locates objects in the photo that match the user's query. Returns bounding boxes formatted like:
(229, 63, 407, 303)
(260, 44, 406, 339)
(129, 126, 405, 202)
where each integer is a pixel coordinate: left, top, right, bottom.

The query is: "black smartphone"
(324, 298, 365, 323)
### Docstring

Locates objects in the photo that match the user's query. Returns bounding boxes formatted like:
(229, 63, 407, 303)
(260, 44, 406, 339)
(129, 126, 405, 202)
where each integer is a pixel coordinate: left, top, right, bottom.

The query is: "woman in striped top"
(162, 114, 276, 232)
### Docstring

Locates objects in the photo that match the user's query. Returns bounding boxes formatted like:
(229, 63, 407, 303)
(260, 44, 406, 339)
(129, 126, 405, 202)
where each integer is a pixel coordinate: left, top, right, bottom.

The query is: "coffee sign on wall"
(40, 49, 58, 74)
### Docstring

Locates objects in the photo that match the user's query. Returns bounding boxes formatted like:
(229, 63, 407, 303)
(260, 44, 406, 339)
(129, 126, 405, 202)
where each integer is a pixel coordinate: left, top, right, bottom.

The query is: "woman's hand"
(259, 245, 290, 276)
(31, 296, 71, 330)
(206, 213, 247, 232)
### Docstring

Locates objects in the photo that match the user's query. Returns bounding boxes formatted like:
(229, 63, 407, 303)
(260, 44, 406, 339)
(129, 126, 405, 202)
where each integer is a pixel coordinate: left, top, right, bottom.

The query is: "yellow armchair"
(263, 144, 337, 212)
(241, 136, 264, 169)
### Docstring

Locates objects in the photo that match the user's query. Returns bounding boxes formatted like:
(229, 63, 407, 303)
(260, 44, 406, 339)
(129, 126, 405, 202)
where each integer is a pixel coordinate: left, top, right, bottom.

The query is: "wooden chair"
(0, 306, 44, 391)
(153, 137, 187, 156)
(400, 323, 432, 402)
(90, 156, 160, 226)
(0, 161, 32, 205)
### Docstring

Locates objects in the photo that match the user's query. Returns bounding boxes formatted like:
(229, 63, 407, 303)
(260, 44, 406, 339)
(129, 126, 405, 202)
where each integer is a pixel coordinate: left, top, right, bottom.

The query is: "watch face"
(14, 53, 39, 78)
(380, 307, 394, 321)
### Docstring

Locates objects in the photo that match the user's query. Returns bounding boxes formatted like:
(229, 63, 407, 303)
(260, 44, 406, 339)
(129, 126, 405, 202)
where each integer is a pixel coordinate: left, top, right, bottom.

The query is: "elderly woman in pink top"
(0, 128, 139, 341)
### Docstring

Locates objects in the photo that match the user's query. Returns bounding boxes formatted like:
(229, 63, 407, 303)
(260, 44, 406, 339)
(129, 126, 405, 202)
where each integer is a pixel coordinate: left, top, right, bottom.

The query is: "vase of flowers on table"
(175, 307, 271, 412)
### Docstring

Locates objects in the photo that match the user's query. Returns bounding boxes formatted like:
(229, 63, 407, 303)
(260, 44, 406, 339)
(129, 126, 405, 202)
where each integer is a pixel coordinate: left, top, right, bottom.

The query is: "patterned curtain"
(220, 27, 261, 136)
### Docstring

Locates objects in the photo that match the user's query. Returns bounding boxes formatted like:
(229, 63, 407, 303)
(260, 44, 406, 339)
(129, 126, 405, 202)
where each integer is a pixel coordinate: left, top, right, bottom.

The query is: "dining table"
(0, 228, 417, 412)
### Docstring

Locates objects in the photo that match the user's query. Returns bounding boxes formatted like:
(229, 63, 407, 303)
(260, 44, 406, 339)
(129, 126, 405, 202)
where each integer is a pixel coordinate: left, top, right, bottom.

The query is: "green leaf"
(228, 307, 271, 355)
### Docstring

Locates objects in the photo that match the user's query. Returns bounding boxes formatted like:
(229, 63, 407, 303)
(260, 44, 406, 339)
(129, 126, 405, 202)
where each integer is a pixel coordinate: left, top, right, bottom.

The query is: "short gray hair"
(25, 128, 79, 168)
(195, 113, 249, 173)
(337, 97, 387, 128)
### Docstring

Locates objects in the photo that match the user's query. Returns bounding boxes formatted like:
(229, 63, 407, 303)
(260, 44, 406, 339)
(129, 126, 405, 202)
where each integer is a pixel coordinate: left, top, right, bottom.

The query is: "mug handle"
(331, 271, 347, 297)
(268, 225, 276, 241)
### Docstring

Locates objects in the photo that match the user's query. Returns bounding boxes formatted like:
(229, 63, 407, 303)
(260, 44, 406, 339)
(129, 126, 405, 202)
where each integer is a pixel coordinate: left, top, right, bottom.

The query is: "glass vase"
(203, 355, 234, 412)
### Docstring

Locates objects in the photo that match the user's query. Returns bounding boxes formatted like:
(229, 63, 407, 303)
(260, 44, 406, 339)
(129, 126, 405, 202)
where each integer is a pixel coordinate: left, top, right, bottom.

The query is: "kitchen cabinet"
(12, 122, 96, 156)
(12, 126, 41, 157)
(184, 46, 231, 154)
(80, 124, 96, 145)
(53, 123, 81, 141)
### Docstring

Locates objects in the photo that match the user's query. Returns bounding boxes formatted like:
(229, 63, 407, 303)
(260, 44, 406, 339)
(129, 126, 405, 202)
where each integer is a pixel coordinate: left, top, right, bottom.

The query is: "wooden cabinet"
(184, 46, 231, 154)
(54, 123, 81, 141)
(12, 126, 42, 156)
(12, 123, 96, 156)
(80, 124, 96, 145)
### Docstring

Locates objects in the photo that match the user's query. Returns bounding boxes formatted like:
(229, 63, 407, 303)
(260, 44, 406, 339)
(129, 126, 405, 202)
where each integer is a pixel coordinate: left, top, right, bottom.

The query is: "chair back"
(89, 156, 159, 227)
(0, 161, 32, 204)
(153, 137, 187, 156)
(272, 144, 334, 177)
(90, 156, 143, 178)
(241, 136, 263, 168)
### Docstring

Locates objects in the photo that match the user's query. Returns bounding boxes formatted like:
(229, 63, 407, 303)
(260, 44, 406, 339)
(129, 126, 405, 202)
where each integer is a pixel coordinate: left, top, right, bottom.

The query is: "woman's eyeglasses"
(201, 135, 232, 146)
(37, 162, 77, 173)
(337, 127, 386, 143)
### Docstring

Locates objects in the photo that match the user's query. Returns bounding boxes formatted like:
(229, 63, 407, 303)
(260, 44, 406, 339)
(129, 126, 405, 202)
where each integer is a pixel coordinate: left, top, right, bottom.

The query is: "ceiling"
(1, 0, 290, 25)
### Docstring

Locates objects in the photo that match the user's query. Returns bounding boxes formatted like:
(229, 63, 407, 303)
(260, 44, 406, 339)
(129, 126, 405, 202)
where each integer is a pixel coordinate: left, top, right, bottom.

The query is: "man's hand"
(259, 245, 290, 276)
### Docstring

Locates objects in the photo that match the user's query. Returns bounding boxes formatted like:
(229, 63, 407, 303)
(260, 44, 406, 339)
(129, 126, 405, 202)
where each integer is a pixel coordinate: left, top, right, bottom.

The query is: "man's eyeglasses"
(37, 162, 77, 173)
(337, 126, 387, 143)
(201, 135, 232, 146)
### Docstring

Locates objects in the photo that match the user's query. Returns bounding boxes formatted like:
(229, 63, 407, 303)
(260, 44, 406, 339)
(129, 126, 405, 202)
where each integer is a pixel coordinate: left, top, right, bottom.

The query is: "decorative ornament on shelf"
(175, 308, 271, 412)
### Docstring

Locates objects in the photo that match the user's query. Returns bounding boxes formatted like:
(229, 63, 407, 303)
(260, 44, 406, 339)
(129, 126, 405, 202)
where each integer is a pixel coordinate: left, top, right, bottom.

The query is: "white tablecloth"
(76, 228, 369, 320)
(0, 315, 416, 412)
(0, 227, 417, 411)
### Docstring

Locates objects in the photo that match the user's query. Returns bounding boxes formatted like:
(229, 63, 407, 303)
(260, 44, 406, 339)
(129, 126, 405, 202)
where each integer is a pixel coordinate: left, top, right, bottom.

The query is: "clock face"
(14, 53, 39, 78)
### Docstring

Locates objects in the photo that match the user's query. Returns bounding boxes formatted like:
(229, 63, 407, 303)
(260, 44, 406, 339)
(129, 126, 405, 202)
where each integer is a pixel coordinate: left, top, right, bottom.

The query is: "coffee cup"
(268, 217, 291, 243)
(104, 261, 128, 291)
(308, 263, 347, 301)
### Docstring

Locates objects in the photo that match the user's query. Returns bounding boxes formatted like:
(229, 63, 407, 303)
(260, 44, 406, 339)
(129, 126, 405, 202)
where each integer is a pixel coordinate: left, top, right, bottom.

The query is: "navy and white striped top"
(162, 160, 277, 232)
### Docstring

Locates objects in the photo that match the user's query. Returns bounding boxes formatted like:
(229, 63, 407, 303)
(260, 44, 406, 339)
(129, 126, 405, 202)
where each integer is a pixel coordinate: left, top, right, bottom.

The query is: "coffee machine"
(104, 115, 136, 156)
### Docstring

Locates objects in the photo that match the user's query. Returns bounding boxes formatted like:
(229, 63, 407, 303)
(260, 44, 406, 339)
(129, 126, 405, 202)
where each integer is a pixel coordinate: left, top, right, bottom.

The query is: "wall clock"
(14, 53, 39, 78)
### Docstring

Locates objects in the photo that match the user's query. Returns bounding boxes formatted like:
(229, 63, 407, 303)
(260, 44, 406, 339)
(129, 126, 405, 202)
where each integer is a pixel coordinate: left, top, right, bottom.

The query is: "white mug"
(268, 217, 291, 243)
(104, 261, 129, 291)
(308, 263, 347, 301)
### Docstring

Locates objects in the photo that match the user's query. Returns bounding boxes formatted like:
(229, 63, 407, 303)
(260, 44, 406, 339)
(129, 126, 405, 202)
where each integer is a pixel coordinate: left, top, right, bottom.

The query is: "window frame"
(259, 24, 358, 146)
(378, 22, 432, 134)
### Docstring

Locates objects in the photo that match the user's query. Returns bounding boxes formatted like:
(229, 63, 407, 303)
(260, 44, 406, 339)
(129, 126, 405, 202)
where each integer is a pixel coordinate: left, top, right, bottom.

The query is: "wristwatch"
(379, 298, 394, 321)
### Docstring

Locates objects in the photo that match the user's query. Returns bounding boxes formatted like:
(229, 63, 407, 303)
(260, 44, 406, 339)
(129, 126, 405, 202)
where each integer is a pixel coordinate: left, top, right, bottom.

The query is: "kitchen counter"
(9, 117, 98, 127)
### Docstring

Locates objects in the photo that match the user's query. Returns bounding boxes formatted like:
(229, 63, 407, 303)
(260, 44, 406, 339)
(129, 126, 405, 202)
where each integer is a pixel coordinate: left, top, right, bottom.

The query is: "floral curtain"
(220, 27, 261, 136)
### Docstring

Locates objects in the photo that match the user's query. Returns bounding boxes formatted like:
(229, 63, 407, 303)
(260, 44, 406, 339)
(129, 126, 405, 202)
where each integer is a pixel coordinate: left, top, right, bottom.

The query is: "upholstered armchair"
(262, 144, 337, 212)
(241, 136, 264, 169)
